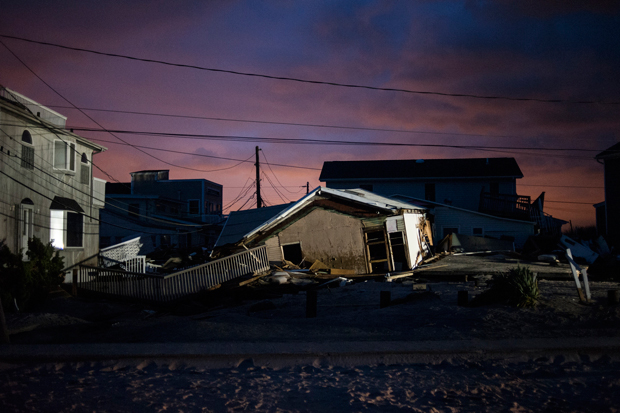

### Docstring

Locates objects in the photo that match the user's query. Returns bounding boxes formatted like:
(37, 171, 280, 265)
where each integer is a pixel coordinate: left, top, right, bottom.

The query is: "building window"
(490, 182, 499, 194)
(160, 234, 171, 246)
(442, 227, 459, 238)
(80, 153, 90, 185)
(50, 210, 83, 249)
(359, 184, 373, 192)
(128, 203, 140, 218)
(425, 183, 436, 202)
(188, 199, 200, 215)
(53, 140, 76, 172)
(473, 228, 484, 236)
(21, 131, 34, 170)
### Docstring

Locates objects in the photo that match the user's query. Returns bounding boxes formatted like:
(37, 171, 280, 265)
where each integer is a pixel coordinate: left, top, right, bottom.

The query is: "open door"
(364, 228, 390, 273)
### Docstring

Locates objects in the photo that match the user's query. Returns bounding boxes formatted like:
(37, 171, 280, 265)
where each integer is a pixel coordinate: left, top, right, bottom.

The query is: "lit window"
(54, 140, 76, 172)
(49, 210, 84, 249)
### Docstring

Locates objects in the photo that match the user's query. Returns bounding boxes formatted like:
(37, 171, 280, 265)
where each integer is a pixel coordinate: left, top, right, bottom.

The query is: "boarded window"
(21, 145, 34, 169)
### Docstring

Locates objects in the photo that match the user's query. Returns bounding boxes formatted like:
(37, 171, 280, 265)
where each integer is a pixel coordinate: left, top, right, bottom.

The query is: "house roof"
(595, 142, 620, 160)
(319, 157, 523, 181)
(215, 187, 427, 248)
(214, 203, 293, 248)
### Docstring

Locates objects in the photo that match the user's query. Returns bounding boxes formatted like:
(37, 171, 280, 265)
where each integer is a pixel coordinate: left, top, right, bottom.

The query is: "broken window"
(282, 243, 303, 266)
(425, 183, 436, 202)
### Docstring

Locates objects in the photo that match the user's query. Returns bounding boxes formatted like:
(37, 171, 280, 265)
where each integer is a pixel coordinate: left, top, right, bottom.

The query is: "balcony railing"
(479, 192, 531, 221)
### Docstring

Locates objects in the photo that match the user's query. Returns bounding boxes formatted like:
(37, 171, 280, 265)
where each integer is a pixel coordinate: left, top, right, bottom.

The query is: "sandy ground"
(3, 274, 620, 411)
(2, 354, 620, 412)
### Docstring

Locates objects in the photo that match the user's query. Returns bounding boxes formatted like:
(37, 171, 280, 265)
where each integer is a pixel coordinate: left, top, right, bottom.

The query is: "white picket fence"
(74, 246, 269, 303)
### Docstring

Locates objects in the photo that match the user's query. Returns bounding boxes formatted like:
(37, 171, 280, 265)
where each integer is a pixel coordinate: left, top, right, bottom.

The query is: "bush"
(471, 266, 539, 308)
(0, 237, 64, 312)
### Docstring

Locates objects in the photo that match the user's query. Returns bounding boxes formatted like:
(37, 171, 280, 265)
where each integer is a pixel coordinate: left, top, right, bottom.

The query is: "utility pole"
(255, 146, 262, 208)
(306, 182, 309, 194)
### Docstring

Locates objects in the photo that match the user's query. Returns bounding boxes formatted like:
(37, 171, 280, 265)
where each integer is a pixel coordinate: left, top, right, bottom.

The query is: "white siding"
(432, 207, 534, 248)
(327, 178, 516, 211)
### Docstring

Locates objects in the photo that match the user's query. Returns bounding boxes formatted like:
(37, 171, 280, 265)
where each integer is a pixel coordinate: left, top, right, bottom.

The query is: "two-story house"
(0, 86, 107, 270)
(320, 157, 562, 246)
(595, 143, 620, 246)
(320, 157, 524, 211)
(99, 170, 223, 252)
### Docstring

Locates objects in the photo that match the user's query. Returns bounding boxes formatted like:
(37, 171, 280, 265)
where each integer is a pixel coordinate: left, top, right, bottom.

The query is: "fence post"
(72, 268, 78, 297)
(306, 290, 317, 318)
(380, 291, 391, 308)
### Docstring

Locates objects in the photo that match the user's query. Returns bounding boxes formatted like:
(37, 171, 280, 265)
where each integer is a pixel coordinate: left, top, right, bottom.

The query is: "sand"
(2, 276, 620, 411)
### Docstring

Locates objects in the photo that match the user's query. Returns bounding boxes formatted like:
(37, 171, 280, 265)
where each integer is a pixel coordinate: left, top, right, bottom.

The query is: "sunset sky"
(2, 1, 619, 227)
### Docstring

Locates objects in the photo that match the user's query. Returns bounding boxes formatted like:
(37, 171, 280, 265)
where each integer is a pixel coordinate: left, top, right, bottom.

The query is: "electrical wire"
(2, 34, 618, 105)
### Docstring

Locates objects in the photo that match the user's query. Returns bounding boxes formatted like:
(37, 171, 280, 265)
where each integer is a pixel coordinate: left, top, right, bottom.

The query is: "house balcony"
(479, 192, 531, 221)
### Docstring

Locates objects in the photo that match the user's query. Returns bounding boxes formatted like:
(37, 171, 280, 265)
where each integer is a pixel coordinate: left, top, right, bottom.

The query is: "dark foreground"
(2, 354, 619, 412)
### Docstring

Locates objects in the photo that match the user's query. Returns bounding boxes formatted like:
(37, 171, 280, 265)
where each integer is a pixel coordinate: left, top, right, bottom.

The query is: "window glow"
(50, 210, 64, 249)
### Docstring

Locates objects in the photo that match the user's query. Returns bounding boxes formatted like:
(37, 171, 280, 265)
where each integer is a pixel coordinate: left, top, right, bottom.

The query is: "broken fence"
(74, 245, 269, 303)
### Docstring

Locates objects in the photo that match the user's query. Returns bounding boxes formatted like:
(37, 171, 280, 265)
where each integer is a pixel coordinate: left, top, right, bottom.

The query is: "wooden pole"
(458, 290, 469, 306)
(380, 291, 391, 308)
(255, 146, 262, 208)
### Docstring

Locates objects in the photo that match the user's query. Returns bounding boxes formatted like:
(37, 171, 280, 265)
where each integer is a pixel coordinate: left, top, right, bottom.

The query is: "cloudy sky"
(2, 1, 619, 226)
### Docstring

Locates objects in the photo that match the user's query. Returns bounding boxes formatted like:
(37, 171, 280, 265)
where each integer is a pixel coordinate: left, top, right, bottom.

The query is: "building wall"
(0, 96, 104, 270)
(604, 158, 620, 246)
(269, 208, 368, 273)
(432, 206, 535, 248)
(326, 178, 516, 211)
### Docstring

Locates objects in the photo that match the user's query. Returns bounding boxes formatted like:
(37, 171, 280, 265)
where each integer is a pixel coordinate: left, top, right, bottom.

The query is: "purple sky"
(2, 1, 619, 226)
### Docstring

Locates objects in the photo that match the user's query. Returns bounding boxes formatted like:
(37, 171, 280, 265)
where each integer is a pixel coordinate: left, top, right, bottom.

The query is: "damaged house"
(213, 187, 432, 274)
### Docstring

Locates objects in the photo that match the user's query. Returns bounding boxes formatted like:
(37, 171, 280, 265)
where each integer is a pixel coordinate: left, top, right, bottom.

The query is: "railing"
(74, 245, 269, 303)
(479, 192, 531, 220)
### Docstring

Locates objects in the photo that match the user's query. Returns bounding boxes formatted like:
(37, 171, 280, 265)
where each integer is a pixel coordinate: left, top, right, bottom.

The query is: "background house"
(0, 87, 107, 272)
(320, 157, 564, 237)
(595, 143, 620, 246)
(214, 187, 431, 274)
(100, 170, 223, 253)
(392, 195, 535, 249)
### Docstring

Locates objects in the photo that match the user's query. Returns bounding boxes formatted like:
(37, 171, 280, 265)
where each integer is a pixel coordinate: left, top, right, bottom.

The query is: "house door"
(19, 200, 34, 255)
(364, 228, 390, 274)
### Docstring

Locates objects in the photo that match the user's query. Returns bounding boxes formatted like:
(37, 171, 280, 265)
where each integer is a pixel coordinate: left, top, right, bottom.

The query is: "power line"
(2, 34, 618, 106)
(69, 126, 608, 153)
(0, 40, 218, 176)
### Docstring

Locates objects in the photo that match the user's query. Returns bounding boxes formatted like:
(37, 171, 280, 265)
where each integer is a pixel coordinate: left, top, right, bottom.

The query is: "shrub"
(0, 237, 64, 312)
(471, 266, 539, 308)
